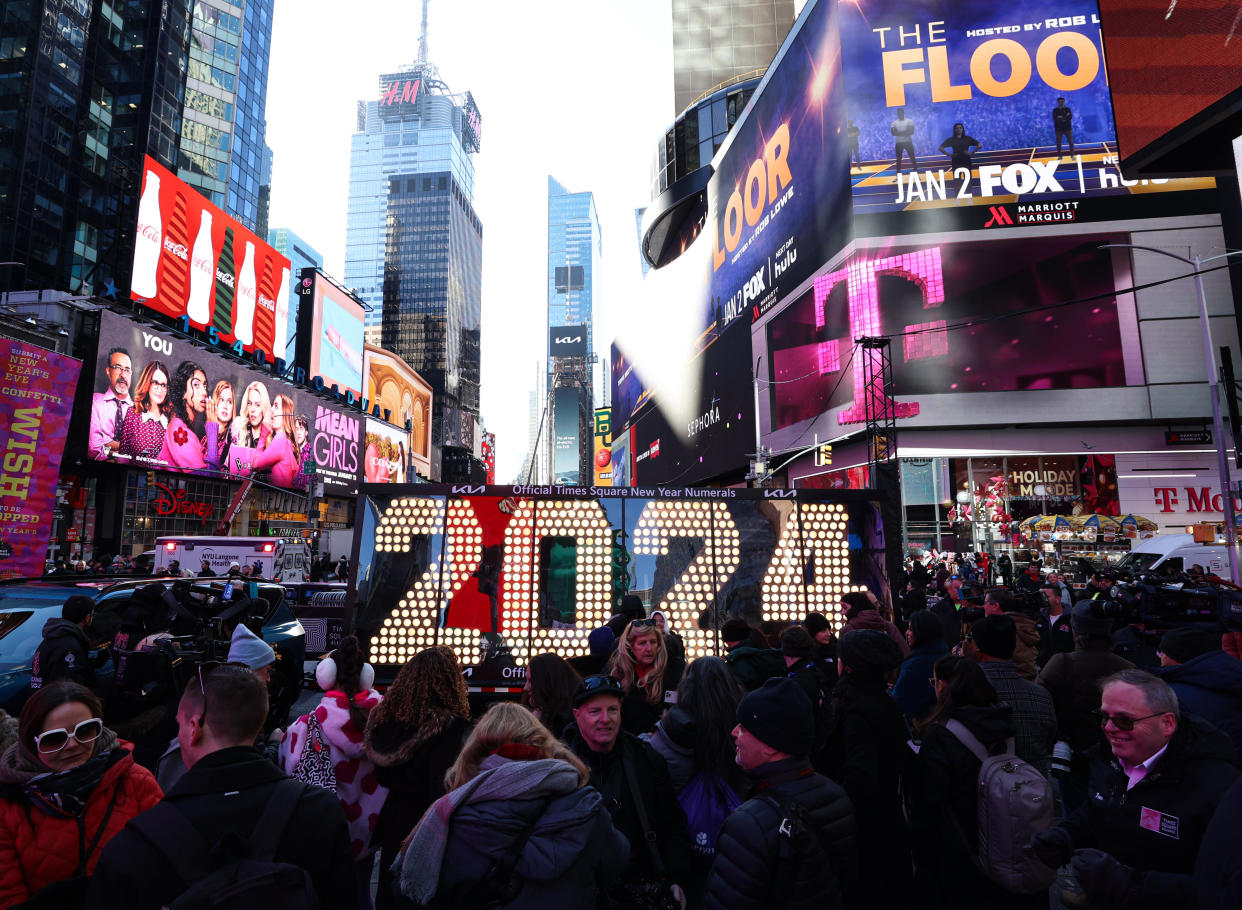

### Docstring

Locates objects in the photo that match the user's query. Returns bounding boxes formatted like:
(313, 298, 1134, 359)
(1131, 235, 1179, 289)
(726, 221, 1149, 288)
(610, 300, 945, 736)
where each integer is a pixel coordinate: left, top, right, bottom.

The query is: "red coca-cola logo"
(139, 223, 161, 242)
(192, 255, 212, 273)
(150, 481, 214, 524)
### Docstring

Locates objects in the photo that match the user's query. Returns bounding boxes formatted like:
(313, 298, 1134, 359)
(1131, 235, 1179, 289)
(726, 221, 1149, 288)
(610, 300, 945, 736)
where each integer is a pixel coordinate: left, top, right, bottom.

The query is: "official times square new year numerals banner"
(839, 0, 1217, 234)
(0, 340, 82, 579)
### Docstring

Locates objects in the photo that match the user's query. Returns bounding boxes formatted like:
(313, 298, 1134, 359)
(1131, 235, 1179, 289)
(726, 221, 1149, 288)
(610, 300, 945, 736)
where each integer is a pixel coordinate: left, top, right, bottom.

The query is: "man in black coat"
(1031, 669, 1239, 909)
(87, 665, 357, 910)
(704, 678, 858, 910)
(29, 594, 108, 691)
(564, 674, 691, 907)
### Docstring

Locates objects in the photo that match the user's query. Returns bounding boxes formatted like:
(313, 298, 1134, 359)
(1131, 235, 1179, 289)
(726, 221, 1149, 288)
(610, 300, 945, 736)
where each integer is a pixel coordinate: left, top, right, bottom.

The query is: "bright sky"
(266, 0, 674, 482)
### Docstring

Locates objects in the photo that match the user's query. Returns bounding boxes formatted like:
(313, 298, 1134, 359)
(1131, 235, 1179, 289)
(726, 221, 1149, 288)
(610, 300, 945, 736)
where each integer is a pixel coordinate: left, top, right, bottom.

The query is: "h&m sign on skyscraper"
(381, 79, 420, 107)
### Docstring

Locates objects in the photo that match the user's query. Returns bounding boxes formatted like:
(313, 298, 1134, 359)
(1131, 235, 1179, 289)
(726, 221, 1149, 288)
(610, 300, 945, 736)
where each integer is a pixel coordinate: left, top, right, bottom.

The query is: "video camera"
(1086, 575, 1242, 630)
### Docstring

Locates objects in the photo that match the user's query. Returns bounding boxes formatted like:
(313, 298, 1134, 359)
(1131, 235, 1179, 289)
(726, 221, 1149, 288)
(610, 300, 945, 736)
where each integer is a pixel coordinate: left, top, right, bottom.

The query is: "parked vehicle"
(1114, 534, 1229, 578)
(153, 536, 311, 581)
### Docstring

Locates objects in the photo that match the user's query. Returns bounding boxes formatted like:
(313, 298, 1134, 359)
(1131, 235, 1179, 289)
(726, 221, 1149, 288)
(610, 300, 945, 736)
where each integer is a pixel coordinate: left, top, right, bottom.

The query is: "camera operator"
(982, 588, 1044, 681)
(1039, 584, 1075, 666)
(1036, 602, 1134, 813)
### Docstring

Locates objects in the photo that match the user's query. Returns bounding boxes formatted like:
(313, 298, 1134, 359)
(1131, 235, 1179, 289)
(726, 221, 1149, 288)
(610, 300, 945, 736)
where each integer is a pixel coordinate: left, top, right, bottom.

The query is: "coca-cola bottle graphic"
(235, 241, 257, 346)
(158, 190, 189, 316)
(274, 266, 291, 359)
(255, 254, 275, 355)
(212, 227, 235, 337)
(187, 210, 215, 324)
(132, 170, 162, 300)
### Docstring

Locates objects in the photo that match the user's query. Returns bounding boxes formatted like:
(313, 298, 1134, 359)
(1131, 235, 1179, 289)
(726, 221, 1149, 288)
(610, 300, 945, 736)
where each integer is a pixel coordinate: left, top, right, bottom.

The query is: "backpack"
(944, 718, 1056, 894)
(289, 712, 337, 791)
(130, 778, 318, 910)
(678, 770, 742, 862)
(759, 792, 836, 909)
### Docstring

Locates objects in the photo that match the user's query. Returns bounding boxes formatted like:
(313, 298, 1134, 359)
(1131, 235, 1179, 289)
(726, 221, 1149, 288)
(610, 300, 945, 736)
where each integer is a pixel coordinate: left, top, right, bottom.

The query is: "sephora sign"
(130, 156, 291, 363)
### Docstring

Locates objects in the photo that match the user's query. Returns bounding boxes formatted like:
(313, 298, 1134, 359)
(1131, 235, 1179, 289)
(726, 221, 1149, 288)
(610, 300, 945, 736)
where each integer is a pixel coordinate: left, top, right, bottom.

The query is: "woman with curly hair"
(281, 636, 387, 908)
(363, 647, 471, 910)
(156, 360, 209, 471)
(396, 702, 627, 909)
(606, 620, 684, 736)
(522, 653, 581, 740)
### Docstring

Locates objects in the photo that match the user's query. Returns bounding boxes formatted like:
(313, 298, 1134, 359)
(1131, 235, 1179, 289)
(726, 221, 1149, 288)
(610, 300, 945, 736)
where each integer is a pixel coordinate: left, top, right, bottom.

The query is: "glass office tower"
(267, 226, 323, 361)
(178, 0, 275, 233)
(671, 0, 796, 113)
(546, 177, 600, 485)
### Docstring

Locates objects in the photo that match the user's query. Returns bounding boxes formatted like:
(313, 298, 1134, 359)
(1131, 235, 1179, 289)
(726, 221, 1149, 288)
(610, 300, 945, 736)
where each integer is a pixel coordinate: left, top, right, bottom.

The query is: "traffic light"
(815, 444, 833, 467)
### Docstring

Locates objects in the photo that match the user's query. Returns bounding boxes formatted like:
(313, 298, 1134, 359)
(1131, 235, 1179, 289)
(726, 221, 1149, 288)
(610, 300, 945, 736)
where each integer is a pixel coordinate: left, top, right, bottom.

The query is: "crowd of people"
(2, 567, 1241, 910)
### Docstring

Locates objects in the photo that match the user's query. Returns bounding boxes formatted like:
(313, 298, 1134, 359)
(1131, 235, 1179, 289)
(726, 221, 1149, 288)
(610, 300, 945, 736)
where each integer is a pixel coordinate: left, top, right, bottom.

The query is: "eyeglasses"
(35, 717, 103, 754)
(1094, 710, 1165, 731)
(150, 380, 167, 389)
(107, 364, 132, 375)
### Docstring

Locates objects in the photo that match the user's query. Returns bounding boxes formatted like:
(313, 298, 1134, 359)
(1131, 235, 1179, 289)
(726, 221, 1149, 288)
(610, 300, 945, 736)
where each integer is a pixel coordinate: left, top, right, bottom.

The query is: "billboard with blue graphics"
(839, 0, 1217, 233)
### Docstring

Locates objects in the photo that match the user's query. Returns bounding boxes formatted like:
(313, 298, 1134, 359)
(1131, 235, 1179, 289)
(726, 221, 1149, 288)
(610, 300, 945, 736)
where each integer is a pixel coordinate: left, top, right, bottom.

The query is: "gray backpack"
(945, 718, 1056, 894)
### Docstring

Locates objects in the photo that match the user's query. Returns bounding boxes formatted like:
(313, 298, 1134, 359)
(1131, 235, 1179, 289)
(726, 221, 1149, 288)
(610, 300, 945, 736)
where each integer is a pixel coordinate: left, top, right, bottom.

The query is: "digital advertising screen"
(593, 408, 612, 486)
(838, 0, 1217, 234)
(362, 417, 408, 484)
(351, 486, 886, 674)
(1099, 0, 1242, 176)
(298, 270, 365, 398)
(87, 310, 361, 494)
(552, 387, 582, 485)
(130, 156, 291, 362)
(764, 232, 1131, 430)
(363, 345, 432, 479)
(548, 326, 588, 357)
(0, 339, 82, 579)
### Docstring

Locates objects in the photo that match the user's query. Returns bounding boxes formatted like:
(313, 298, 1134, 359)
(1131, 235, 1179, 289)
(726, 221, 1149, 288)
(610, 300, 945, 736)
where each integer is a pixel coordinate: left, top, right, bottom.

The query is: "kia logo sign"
(549, 326, 587, 356)
(763, 489, 798, 498)
(450, 485, 486, 495)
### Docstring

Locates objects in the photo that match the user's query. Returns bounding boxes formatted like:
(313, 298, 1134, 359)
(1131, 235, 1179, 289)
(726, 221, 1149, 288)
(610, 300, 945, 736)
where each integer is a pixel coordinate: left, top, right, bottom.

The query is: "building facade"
(0, 0, 193, 296)
(178, 0, 275, 233)
(547, 177, 600, 485)
(671, 0, 795, 113)
(268, 226, 323, 361)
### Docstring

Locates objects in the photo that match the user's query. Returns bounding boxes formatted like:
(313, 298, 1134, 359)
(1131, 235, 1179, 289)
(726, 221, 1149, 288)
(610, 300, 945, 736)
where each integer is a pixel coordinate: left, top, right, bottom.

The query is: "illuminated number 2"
(633, 502, 739, 658)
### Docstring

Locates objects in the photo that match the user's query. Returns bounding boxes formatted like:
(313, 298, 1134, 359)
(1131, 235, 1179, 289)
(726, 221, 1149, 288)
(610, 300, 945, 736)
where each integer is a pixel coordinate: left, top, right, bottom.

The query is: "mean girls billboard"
(87, 310, 362, 494)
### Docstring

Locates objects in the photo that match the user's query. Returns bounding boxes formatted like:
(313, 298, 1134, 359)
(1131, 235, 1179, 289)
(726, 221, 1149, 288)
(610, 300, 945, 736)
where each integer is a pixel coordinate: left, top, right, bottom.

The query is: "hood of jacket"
(364, 710, 466, 768)
(450, 777, 606, 882)
(843, 609, 888, 633)
(40, 617, 89, 647)
(656, 705, 695, 749)
(0, 726, 121, 787)
(952, 703, 1016, 748)
(1157, 650, 1242, 700)
(1008, 611, 1040, 646)
(316, 690, 382, 758)
(906, 640, 950, 662)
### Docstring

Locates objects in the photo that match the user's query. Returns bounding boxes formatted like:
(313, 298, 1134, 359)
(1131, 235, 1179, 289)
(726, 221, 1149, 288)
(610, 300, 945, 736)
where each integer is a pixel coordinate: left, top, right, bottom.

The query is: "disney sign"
(150, 481, 214, 524)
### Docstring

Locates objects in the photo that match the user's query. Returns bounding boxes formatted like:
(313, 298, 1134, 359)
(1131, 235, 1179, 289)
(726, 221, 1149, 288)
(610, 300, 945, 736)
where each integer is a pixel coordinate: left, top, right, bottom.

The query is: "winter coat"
(403, 756, 628, 910)
(822, 675, 912, 907)
(86, 746, 357, 910)
(564, 724, 693, 884)
(702, 756, 858, 910)
(839, 609, 909, 657)
(0, 739, 161, 907)
(1113, 625, 1160, 669)
(1037, 648, 1134, 753)
(892, 640, 950, 722)
(724, 644, 785, 691)
(1156, 651, 1242, 760)
(1006, 611, 1043, 681)
(649, 706, 696, 794)
(927, 596, 963, 646)
(1057, 716, 1240, 909)
(909, 704, 1017, 910)
(1195, 775, 1242, 910)
(280, 689, 388, 859)
(980, 659, 1057, 775)
(29, 619, 98, 690)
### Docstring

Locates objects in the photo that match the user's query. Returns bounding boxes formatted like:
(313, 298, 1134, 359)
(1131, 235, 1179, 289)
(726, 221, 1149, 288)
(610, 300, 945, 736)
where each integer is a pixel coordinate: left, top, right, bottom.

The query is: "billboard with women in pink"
(0, 339, 82, 578)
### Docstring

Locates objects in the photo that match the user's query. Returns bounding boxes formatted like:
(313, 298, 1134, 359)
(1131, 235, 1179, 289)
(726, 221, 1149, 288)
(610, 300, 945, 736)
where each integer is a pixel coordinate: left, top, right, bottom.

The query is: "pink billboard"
(0, 339, 82, 579)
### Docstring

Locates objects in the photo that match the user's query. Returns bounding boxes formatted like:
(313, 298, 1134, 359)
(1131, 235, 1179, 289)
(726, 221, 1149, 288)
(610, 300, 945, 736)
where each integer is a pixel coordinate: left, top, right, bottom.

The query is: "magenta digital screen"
(767, 234, 1127, 430)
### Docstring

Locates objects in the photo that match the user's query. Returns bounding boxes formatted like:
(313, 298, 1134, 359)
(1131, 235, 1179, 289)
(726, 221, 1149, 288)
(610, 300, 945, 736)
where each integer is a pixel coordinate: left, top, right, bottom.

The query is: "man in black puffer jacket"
(704, 678, 857, 910)
(29, 595, 108, 691)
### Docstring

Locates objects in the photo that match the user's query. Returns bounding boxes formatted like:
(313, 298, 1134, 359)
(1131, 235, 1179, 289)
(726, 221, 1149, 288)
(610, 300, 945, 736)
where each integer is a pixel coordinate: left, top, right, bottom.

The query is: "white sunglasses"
(34, 717, 103, 754)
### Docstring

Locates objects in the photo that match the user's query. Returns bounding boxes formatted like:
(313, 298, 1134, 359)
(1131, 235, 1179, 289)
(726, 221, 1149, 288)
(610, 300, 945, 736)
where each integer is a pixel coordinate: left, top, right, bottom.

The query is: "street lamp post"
(1101, 244, 1242, 585)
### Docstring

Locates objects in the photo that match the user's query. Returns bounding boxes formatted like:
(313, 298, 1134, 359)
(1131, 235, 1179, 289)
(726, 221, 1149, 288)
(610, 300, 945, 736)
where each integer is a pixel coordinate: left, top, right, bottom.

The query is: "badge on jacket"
(1139, 807, 1180, 839)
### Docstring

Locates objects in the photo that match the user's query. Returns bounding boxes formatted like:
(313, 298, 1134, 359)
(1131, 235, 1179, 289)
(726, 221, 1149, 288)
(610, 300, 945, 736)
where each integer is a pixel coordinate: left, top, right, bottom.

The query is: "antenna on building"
(418, 0, 430, 63)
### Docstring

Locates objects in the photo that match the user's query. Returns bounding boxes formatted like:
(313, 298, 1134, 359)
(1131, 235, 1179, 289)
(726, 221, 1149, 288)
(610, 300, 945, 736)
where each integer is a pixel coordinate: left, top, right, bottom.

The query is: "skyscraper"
(344, 57, 483, 481)
(267, 226, 323, 361)
(546, 177, 601, 485)
(0, 1, 193, 294)
(671, 0, 796, 113)
(178, 1, 275, 233)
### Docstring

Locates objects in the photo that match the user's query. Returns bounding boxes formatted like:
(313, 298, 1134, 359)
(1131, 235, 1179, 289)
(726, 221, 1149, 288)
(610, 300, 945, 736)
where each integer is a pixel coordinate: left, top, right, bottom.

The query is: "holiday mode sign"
(130, 156, 291, 363)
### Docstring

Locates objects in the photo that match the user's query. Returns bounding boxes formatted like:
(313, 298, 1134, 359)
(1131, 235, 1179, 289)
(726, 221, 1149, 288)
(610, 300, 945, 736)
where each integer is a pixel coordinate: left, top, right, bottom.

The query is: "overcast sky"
(265, 0, 675, 481)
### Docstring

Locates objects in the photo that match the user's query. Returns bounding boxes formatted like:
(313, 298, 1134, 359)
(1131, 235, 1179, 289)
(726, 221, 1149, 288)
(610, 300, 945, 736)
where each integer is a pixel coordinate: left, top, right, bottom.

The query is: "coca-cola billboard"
(130, 156, 291, 363)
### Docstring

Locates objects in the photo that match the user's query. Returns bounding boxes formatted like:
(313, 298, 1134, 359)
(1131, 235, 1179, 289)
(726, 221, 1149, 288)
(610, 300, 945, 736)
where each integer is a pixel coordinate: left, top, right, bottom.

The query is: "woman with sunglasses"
(606, 619, 684, 736)
(0, 682, 161, 907)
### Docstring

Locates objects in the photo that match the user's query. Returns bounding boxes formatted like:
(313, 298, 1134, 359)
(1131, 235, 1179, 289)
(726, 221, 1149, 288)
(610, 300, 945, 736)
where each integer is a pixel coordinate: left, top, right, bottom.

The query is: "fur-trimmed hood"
(364, 708, 466, 768)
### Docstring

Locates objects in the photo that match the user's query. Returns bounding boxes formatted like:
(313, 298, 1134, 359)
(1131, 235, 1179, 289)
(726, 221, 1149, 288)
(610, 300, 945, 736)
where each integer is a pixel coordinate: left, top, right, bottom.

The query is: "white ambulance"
(153, 536, 311, 582)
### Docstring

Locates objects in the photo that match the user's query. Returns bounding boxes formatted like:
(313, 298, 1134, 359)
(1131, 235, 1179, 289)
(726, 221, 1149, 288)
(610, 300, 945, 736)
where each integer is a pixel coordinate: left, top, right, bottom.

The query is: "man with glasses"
(88, 665, 357, 909)
(88, 347, 133, 459)
(565, 675, 691, 910)
(1030, 669, 1238, 909)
